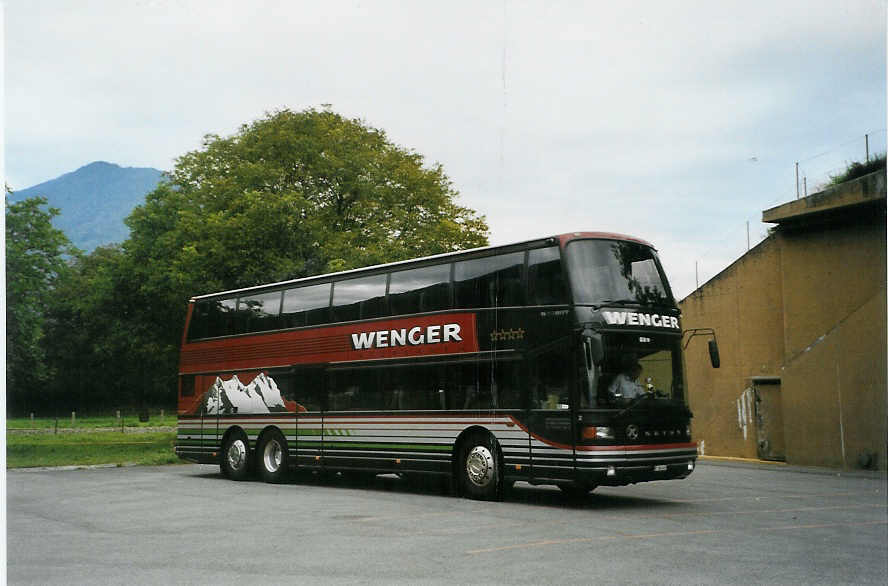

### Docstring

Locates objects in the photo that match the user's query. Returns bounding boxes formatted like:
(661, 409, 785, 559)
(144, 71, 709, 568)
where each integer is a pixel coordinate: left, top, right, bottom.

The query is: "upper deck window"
(282, 282, 331, 327)
(331, 274, 388, 322)
(388, 264, 451, 315)
(239, 290, 283, 333)
(565, 240, 673, 307)
(527, 246, 568, 305)
(188, 297, 238, 340)
(454, 251, 524, 308)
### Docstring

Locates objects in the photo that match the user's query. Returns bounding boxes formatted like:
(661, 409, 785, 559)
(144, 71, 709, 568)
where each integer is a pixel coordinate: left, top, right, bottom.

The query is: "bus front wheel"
(459, 433, 502, 501)
(221, 431, 251, 481)
(258, 429, 289, 484)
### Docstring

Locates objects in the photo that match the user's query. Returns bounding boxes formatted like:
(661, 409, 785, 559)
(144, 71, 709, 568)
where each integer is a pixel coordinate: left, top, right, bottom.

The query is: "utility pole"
(865, 133, 870, 162)
(795, 162, 800, 199)
(746, 221, 750, 251)
(803, 176, 807, 197)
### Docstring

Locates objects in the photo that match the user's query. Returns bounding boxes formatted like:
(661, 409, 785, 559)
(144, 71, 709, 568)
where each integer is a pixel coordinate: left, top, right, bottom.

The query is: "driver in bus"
(608, 357, 645, 399)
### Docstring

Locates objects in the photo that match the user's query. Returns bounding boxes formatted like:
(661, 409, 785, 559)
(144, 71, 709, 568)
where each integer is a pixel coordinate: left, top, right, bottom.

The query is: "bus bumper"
(579, 458, 696, 487)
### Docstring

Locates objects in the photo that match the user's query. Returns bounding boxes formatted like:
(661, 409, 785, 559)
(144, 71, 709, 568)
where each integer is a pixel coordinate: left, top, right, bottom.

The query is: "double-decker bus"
(176, 232, 704, 500)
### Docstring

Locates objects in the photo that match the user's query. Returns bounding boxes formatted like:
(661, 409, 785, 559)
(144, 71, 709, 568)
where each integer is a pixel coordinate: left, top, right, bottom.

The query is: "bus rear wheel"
(459, 433, 502, 501)
(258, 429, 289, 484)
(221, 431, 251, 481)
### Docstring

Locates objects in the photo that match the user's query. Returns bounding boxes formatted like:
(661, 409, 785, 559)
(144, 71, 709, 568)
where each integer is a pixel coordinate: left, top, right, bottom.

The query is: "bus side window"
(328, 370, 381, 411)
(528, 341, 570, 409)
(331, 274, 388, 323)
(388, 264, 452, 316)
(494, 361, 523, 409)
(454, 252, 525, 309)
(187, 302, 210, 340)
(528, 246, 568, 305)
(239, 290, 283, 333)
(213, 298, 238, 337)
(282, 282, 331, 328)
(272, 368, 324, 412)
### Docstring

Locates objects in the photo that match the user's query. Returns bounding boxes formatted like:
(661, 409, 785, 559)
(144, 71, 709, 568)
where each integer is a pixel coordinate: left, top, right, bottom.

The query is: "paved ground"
(7, 460, 887, 585)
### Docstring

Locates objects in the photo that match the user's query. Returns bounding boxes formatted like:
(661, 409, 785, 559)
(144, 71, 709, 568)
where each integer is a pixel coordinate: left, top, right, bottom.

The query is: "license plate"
(654, 464, 667, 472)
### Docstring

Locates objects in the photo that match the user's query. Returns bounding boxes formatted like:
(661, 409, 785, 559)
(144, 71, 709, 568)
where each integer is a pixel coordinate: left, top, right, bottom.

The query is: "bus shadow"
(297, 471, 684, 511)
(186, 466, 685, 511)
(505, 482, 684, 511)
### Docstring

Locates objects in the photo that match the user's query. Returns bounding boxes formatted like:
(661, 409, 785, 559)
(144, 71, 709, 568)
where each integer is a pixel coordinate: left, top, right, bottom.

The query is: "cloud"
(4, 0, 885, 298)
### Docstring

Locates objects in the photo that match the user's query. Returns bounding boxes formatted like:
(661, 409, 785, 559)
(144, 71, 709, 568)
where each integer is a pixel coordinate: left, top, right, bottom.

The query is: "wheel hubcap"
(227, 439, 247, 471)
(264, 439, 282, 473)
(466, 445, 494, 488)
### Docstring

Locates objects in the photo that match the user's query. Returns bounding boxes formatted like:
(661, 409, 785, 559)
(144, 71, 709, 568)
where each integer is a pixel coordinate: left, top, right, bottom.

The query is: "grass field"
(6, 430, 180, 468)
(7, 413, 181, 469)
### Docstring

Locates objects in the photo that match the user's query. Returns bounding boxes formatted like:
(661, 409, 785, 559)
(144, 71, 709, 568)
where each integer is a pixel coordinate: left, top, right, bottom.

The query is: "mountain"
(202, 373, 296, 415)
(9, 161, 164, 252)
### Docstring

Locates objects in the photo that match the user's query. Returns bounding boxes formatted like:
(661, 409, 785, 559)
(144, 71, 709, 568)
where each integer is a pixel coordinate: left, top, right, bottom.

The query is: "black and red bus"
(176, 232, 703, 500)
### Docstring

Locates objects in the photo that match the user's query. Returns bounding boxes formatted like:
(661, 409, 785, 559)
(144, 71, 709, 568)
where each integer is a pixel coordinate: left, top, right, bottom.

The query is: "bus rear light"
(582, 426, 614, 440)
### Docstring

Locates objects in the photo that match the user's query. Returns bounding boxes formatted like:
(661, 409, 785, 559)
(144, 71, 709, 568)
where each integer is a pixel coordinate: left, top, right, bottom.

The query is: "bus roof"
(191, 231, 656, 302)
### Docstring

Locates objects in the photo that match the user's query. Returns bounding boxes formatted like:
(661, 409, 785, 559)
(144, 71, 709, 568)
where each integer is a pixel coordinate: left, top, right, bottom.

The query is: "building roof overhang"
(762, 170, 885, 226)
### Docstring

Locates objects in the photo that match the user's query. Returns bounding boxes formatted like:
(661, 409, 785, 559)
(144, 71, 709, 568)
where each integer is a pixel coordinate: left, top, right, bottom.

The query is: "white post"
(71, 411, 76, 426)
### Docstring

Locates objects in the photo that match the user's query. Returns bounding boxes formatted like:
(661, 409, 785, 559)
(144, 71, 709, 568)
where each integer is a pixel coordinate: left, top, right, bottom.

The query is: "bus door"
(526, 339, 576, 482)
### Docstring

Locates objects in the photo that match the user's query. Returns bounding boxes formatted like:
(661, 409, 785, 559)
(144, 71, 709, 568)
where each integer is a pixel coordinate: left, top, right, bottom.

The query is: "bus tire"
(257, 429, 289, 484)
(458, 433, 502, 501)
(221, 430, 251, 481)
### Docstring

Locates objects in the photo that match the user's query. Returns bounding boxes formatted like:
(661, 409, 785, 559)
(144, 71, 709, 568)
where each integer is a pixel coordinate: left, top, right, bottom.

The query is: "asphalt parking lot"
(7, 460, 887, 585)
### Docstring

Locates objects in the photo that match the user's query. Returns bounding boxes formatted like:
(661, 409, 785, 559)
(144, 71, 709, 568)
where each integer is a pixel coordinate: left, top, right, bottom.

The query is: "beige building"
(680, 170, 886, 470)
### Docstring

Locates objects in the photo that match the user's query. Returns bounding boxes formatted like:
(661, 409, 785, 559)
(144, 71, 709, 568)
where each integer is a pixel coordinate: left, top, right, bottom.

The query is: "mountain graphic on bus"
(193, 373, 304, 415)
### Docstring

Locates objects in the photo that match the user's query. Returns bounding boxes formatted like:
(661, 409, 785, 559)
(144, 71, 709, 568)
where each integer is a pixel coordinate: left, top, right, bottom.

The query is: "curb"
(698, 456, 886, 480)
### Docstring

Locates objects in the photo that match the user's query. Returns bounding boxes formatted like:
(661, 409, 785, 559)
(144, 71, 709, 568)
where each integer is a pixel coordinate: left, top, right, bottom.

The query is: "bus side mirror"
(708, 340, 721, 368)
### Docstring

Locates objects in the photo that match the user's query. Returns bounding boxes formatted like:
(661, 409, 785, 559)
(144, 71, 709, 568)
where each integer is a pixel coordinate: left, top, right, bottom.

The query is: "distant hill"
(9, 161, 164, 252)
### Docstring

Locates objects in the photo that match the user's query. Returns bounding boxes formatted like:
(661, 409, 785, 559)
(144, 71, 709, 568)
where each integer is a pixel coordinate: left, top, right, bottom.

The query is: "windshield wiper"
(598, 298, 642, 307)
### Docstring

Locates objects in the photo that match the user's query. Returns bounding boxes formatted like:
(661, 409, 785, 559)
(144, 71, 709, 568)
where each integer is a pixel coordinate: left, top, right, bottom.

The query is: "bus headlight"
(582, 426, 614, 440)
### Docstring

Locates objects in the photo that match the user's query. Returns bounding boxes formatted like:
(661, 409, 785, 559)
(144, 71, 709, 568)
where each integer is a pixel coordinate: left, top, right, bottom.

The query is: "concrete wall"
(777, 218, 886, 469)
(680, 172, 886, 469)
(681, 236, 784, 459)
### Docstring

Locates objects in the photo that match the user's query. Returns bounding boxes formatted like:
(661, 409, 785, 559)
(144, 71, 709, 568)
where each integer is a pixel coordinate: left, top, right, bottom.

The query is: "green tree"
(44, 245, 167, 411)
(123, 109, 488, 354)
(46, 108, 489, 411)
(5, 194, 78, 413)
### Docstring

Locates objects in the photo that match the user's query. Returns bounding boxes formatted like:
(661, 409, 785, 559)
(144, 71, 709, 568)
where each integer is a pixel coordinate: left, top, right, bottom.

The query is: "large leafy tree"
(127, 108, 487, 293)
(124, 109, 488, 345)
(44, 108, 488, 411)
(6, 195, 78, 413)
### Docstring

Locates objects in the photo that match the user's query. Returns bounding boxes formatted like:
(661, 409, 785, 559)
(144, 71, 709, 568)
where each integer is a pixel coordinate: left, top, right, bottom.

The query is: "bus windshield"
(595, 333, 685, 406)
(565, 240, 673, 307)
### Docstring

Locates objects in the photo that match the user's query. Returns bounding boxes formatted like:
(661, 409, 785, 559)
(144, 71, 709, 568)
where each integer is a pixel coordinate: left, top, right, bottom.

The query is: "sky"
(3, 0, 886, 298)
